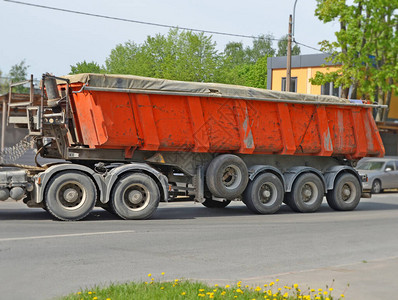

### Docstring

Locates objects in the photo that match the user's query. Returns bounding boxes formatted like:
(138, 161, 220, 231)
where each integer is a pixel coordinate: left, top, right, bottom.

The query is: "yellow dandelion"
(341, 294, 345, 298)
(329, 288, 333, 291)
(199, 289, 205, 292)
(310, 289, 315, 292)
(255, 286, 262, 292)
(215, 284, 219, 287)
(293, 284, 298, 289)
(225, 285, 230, 288)
(93, 297, 98, 300)
(106, 298, 111, 300)
(318, 288, 323, 292)
(175, 279, 179, 282)
(264, 284, 268, 287)
(160, 286, 164, 290)
(148, 273, 152, 277)
(161, 272, 165, 275)
(77, 292, 81, 295)
(283, 292, 288, 298)
(324, 291, 328, 295)
(151, 278, 155, 281)
(181, 292, 186, 296)
(221, 291, 226, 296)
(276, 279, 279, 282)
(270, 282, 274, 286)
(88, 291, 92, 295)
(278, 287, 282, 291)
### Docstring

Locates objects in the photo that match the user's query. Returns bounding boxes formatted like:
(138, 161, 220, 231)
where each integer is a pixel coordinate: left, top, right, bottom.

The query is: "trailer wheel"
(243, 173, 284, 214)
(111, 173, 160, 220)
(326, 173, 361, 211)
(202, 198, 231, 208)
(286, 173, 324, 213)
(206, 154, 248, 200)
(44, 171, 97, 221)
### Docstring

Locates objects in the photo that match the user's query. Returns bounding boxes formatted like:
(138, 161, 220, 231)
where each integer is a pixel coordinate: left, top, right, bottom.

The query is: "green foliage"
(9, 60, 29, 93)
(61, 277, 344, 300)
(312, 0, 398, 120)
(0, 69, 7, 94)
(69, 61, 105, 74)
(105, 29, 219, 82)
(277, 35, 301, 57)
(79, 29, 301, 89)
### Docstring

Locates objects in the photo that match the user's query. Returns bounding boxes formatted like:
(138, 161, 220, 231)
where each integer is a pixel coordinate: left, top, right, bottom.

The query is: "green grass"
(61, 275, 345, 300)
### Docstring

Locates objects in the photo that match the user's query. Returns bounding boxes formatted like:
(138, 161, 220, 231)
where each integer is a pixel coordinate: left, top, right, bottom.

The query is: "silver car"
(356, 157, 398, 193)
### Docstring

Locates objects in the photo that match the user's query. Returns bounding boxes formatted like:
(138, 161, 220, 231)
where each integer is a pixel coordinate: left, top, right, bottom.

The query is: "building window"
(321, 82, 341, 97)
(281, 77, 297, 92)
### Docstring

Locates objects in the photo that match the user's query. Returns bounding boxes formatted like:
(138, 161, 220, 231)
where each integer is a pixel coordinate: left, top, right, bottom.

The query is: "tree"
(276, 35, 301, 56)
(105, 29, 219, 82)
(9, 60, 29, 93)
(105, 41, 141, 74)
(310, 0, 398, 121)
(70, 61, 105, 74)
(245, 34, 275, 63)
(0, 69, 8, 94)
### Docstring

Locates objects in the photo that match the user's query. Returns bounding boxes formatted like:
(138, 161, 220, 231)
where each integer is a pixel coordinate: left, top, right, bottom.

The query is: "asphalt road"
(1, 194, 398, 300)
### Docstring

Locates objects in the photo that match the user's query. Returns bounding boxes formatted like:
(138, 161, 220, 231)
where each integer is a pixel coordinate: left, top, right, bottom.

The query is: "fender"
(104, 163, 168, 203)
(35, 163, 105, 204)
(324, 165, 362, 191)
(284, 166, 326, 193)
(248, 165, 286, 191)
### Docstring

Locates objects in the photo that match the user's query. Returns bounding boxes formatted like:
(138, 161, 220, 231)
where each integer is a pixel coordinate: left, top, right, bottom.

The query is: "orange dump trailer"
(1, 73, 385, 221)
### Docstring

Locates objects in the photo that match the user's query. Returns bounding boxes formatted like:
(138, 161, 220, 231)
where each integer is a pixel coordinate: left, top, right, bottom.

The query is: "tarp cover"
(62, 73, 350, 103)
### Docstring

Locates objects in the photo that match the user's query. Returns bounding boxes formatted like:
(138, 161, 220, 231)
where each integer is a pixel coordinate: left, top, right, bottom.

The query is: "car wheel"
(371, 179, 382, 194)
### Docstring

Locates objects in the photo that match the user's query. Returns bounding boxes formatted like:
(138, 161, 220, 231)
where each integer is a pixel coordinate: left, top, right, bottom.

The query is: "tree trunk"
(382, 78, 394, 121)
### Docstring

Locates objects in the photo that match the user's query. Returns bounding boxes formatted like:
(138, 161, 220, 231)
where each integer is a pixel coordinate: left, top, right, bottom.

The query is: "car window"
(357, 161, 385, 170)
(385, 162, 395, 171)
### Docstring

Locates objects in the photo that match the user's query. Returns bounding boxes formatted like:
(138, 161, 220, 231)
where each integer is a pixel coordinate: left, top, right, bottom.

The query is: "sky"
(0, 0, 339, 80)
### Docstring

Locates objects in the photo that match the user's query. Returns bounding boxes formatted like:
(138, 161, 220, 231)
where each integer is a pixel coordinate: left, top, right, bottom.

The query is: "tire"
(286, 173, 324, 213)
(206, 154, 248, 200)
(44, 171, 97, 221)
(201, 198, 231, 208)
(371, 179, 382, 194)
(326, 173, 361, 211)
(110, 173, 160, 220)
(243, 173, 284, 214)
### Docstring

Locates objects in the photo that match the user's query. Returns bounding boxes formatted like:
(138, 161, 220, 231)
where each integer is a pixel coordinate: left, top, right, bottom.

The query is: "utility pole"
(286, 14, 292, 92)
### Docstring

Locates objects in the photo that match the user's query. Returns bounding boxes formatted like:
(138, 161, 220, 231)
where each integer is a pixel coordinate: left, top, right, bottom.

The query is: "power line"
(294, 40, 326, 53)
(5, 0, 326, 53)
(4, 0, 280, 41)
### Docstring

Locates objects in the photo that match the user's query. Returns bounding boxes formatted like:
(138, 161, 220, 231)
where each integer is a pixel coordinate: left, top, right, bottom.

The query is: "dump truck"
(0, 73, 385, 220)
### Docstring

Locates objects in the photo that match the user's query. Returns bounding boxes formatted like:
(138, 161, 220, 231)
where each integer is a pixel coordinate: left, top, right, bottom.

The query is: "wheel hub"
(63, 188, 79, 203)
(303, 185, 312, 198)
(262, 190, 271, 198)
(222, 167, 237, 187)
(128, 190, 143, 204)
